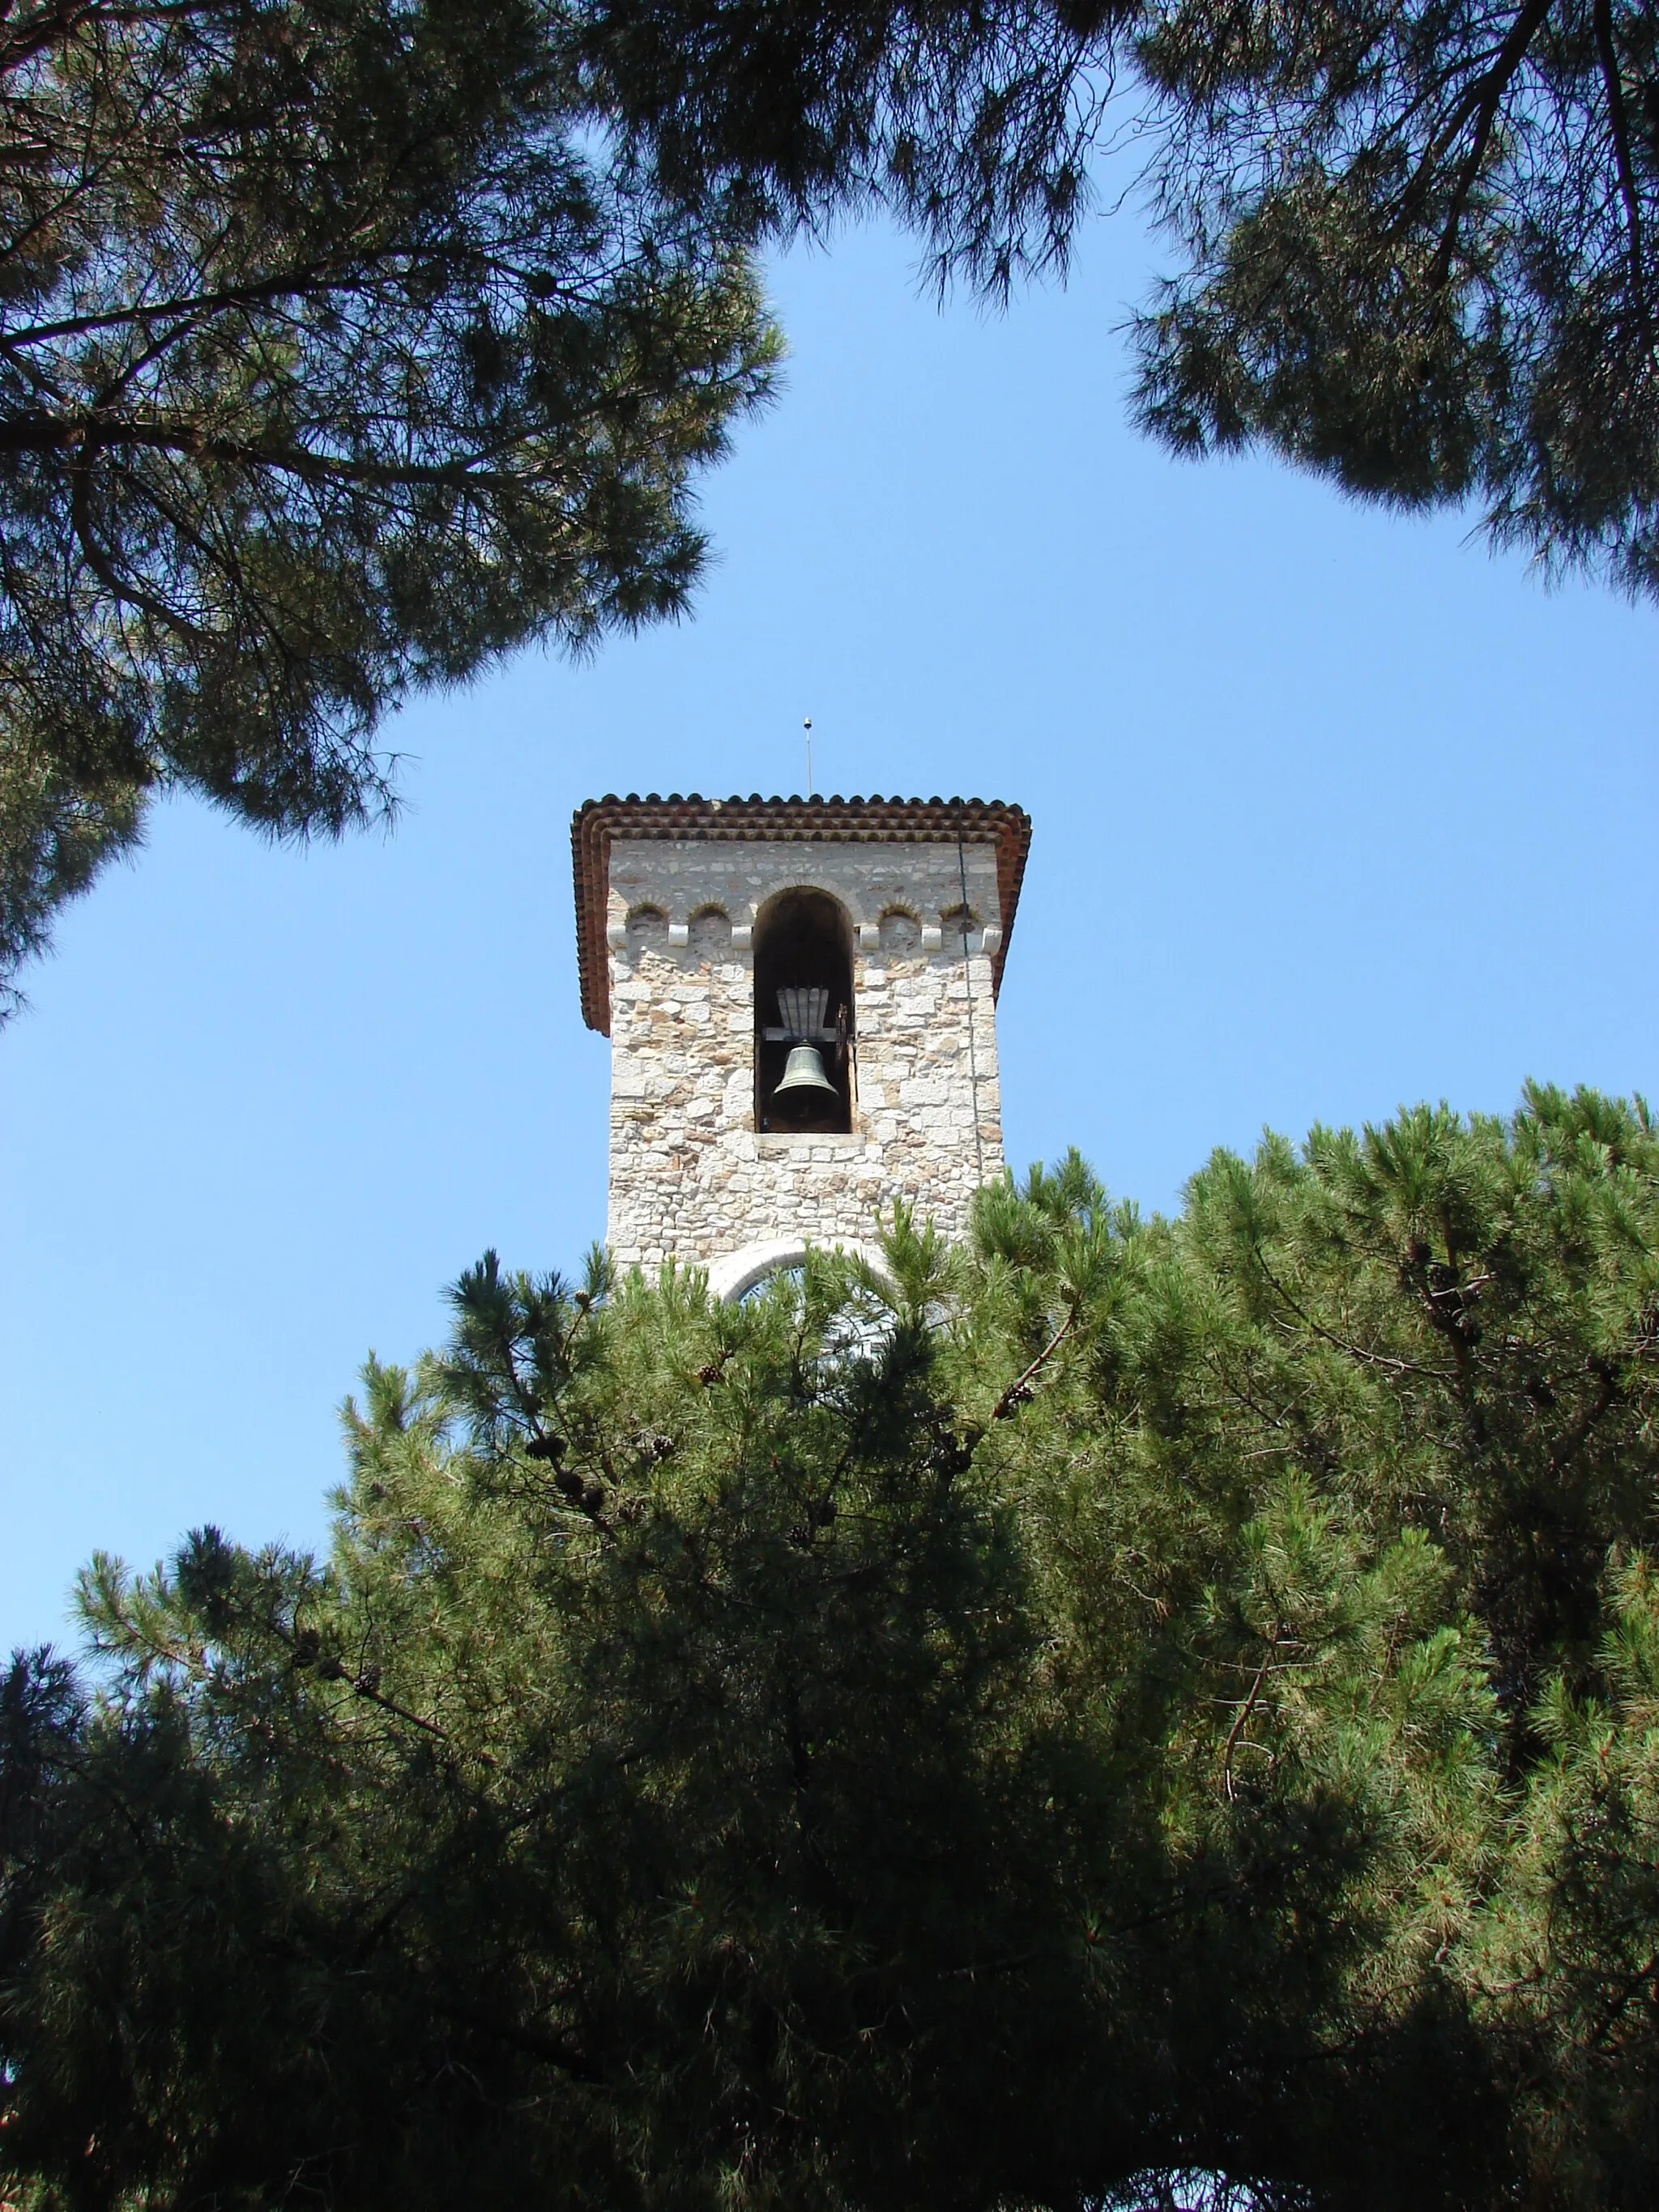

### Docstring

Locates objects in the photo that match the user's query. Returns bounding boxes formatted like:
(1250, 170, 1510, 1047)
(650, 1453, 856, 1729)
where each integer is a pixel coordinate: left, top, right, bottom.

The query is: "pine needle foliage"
(0, 0, 778, 1012)
(582, 0, 1659, 603)
(6, 1086, 1659, 2208)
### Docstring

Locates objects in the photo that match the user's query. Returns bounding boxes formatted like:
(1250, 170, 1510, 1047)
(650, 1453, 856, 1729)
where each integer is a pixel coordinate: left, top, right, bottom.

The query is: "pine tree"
(5, 1087, 1659, 2208)
(0, 0, 777, 1012)
(584, 0, 1659, 603)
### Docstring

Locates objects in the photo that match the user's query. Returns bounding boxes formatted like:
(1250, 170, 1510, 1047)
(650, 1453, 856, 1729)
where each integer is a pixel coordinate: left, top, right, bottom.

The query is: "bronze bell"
(774, 1043, 837, 1097)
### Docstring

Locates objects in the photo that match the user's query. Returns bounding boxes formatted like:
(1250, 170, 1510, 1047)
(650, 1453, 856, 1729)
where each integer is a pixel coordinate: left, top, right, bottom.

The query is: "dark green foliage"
(582, 0, 1134, 293)
(6, 1087, 1659, 2207)
(0, 0, 777, 1010)
(1131, 1, 1659, 599)
(584, 0, 1659, 603)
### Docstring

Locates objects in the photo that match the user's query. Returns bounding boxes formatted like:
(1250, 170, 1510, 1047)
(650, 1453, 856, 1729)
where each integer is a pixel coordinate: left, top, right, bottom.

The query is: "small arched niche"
(625, 903, 669, 953)
(753, 887, 855, 1134)
(878, 905, 922, 956)
(689, 904, 732, 962)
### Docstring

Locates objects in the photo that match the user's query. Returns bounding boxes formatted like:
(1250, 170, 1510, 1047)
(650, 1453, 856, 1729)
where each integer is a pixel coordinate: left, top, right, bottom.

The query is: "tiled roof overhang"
(572, 794, 1032, 1036)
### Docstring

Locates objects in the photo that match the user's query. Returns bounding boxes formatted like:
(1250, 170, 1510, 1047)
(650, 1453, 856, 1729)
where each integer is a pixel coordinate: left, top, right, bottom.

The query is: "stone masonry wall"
(604, 837, 1004, 1271)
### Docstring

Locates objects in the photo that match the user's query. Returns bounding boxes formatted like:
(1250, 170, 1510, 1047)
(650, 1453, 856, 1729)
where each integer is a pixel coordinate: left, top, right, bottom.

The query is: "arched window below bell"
(752, 888, 855, 1134)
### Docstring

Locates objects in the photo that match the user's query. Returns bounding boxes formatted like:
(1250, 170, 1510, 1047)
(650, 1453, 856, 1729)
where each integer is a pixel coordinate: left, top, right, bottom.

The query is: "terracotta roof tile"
(571, 793, 1032, 1035)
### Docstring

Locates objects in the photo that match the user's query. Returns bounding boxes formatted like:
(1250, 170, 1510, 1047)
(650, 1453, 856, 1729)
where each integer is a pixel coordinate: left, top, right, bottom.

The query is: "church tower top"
(572, 791, 1031, 1298)
(571, 793, 1032, 1034)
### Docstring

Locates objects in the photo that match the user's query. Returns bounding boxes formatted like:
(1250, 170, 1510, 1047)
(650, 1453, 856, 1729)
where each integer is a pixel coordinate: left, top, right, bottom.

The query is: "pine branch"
(990, 1306, 1078, 1419)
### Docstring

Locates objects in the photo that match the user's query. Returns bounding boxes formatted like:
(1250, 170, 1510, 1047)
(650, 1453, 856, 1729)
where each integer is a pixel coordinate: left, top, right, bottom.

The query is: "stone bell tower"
(571, 794, 1030, 1298)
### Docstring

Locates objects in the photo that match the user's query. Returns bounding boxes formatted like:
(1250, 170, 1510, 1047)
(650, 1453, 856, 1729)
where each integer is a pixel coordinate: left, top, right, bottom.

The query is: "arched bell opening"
(753, 887, 855, 1134)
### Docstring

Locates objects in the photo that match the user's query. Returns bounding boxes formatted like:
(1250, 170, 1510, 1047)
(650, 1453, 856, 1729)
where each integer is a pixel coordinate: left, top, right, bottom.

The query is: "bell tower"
(571, 794, 1030, 1298)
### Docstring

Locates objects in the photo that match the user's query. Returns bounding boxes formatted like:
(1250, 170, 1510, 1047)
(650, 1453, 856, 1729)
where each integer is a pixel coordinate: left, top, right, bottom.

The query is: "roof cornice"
(571, 793, 1032, 1036)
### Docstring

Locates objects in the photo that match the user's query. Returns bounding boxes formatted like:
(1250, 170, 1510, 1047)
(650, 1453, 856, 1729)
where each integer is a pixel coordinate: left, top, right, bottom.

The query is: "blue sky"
(3, 213, 1655, 1655)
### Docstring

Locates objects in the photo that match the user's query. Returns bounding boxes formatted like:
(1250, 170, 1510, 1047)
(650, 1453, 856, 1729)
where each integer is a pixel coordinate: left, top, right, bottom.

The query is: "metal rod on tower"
(804, 716, 812, 798)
